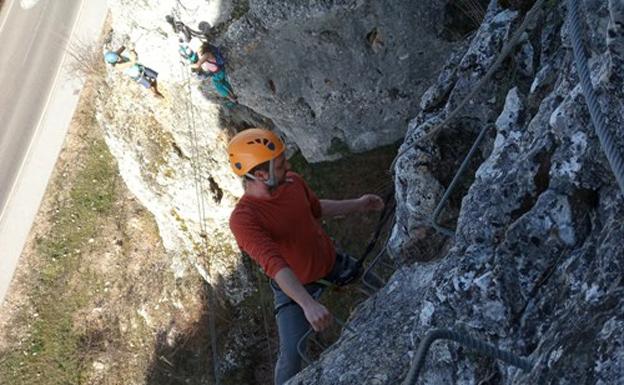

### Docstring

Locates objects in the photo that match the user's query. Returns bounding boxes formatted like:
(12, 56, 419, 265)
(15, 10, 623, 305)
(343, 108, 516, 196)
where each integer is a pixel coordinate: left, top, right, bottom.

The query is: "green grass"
(0, 138, 119, 385)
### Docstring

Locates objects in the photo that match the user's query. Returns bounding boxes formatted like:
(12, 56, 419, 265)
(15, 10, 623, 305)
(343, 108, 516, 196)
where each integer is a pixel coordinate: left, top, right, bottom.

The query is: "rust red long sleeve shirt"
(229, 172, 336, 284)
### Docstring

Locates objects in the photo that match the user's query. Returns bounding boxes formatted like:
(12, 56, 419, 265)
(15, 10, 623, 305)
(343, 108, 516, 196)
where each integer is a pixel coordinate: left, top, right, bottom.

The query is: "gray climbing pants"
(271, 280, 323, 385)
(270, 253, 357, 385)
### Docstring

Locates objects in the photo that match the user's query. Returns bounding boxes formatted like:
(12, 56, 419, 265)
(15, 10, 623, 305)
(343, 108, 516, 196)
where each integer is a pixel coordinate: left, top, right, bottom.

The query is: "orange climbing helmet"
(227, 128, 285, 177)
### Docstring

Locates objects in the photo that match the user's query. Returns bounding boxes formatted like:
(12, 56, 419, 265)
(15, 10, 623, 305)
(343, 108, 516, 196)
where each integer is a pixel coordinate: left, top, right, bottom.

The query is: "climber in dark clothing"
(165, 15, 237, 104)
(104, 46, 164, 98)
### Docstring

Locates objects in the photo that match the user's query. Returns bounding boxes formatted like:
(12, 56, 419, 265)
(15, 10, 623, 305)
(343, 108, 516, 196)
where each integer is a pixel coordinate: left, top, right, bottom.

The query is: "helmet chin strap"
(265, 158, 278, 188)
(245, 158, 278, 188)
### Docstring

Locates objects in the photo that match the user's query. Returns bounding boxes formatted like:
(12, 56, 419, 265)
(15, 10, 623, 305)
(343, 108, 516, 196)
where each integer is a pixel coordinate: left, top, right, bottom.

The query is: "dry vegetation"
(0, 50, 207, 385)
(66, 38, 108, 86)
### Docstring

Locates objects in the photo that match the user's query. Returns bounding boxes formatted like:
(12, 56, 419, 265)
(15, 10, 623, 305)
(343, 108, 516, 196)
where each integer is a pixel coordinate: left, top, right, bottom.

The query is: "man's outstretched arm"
(319, 194, 384, 218)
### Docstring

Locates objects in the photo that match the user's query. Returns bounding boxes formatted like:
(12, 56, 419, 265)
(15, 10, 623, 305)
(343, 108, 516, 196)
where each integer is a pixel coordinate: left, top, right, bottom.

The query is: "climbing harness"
(401, 328, 533, 385)
(568, 0, 624, 195)
(294, 192, 396, 363)
(167, 14, 236, 104)
(302, 189, 397, 297)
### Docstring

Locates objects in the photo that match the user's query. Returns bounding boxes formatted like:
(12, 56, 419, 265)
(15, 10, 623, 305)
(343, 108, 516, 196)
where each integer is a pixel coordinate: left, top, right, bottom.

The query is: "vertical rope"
(254, 266, 276, 365)
(175, 14, 221, 379)
(183, 74, 221, 385)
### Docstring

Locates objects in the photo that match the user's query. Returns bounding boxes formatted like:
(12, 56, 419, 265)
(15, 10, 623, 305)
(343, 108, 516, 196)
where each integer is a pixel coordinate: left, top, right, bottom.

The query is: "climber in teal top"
(104, 46, 164, 98)
(191, 42, 238, 104)
(164, 15, 237, 105)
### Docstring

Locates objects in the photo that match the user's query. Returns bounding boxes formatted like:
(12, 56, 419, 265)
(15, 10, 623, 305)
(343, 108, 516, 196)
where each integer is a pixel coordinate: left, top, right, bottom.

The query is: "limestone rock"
(221, 0, 457, 161)
(99, 0, 624, 383)
(292, 1, 624, 384)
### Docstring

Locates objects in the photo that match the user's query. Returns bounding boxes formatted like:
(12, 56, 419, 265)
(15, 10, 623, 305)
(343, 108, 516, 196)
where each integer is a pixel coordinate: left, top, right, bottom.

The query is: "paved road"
(0, 0, 107, 305)
(0, 0, 80, 210)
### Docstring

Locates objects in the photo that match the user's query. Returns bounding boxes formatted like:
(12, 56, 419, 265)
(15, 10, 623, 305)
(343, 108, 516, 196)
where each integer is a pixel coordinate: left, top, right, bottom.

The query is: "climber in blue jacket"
(104, 46, 164, 99)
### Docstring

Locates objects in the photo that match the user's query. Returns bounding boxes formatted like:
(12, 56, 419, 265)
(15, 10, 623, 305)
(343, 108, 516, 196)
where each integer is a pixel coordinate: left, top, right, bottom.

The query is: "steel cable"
(430, 124, 492, 237)
(390, 0, 546, 174)
(402, 329, 533, 385)
(568, 0, 624, 195)
(395, 4, 624, 385)
(297, 316, 356, 365)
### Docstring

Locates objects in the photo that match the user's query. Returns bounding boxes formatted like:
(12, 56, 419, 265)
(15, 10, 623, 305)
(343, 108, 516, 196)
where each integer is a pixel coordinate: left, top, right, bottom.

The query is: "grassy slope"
(0, 72, 205, 385)
(0, 85, 119, 384)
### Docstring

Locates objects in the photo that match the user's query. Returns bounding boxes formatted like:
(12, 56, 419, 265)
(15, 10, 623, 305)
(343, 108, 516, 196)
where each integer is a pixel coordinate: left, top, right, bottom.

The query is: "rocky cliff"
(100, 0, 458, 381)
(99, 0, 624, 384)
(291, 1, 624, 384)
(219, 0, 456, 161)
(100, 0, 457, 290)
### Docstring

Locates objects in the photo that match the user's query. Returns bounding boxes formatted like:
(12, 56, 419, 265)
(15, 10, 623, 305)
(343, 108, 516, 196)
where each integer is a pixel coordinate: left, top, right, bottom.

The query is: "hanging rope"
(172, 2, 221, 377)
(254, 265, 276, 365)
(180, 67, 221, 385)
(568, 0, 624, 195)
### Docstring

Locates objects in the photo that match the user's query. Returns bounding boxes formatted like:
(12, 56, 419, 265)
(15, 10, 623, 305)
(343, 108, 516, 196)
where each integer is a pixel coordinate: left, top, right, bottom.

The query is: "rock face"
(100, 0, 458, 286)
(100, 0, 459, 380)
(291, 1, 624, 384)
(100, 0, 624, 383)
(104, 0, 246, 291)
(221, 0, 457, 161)
(101, 0, 255, 377)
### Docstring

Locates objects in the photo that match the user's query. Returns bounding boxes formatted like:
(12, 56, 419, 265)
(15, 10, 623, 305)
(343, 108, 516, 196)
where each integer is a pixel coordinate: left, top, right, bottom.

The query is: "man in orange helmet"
(228, 128, 383, 385)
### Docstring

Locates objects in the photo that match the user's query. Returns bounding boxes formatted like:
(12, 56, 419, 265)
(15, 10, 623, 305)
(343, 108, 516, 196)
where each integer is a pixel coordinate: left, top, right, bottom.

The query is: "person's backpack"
(207, 43, 225, 68)
(214, 46, 225, 67)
